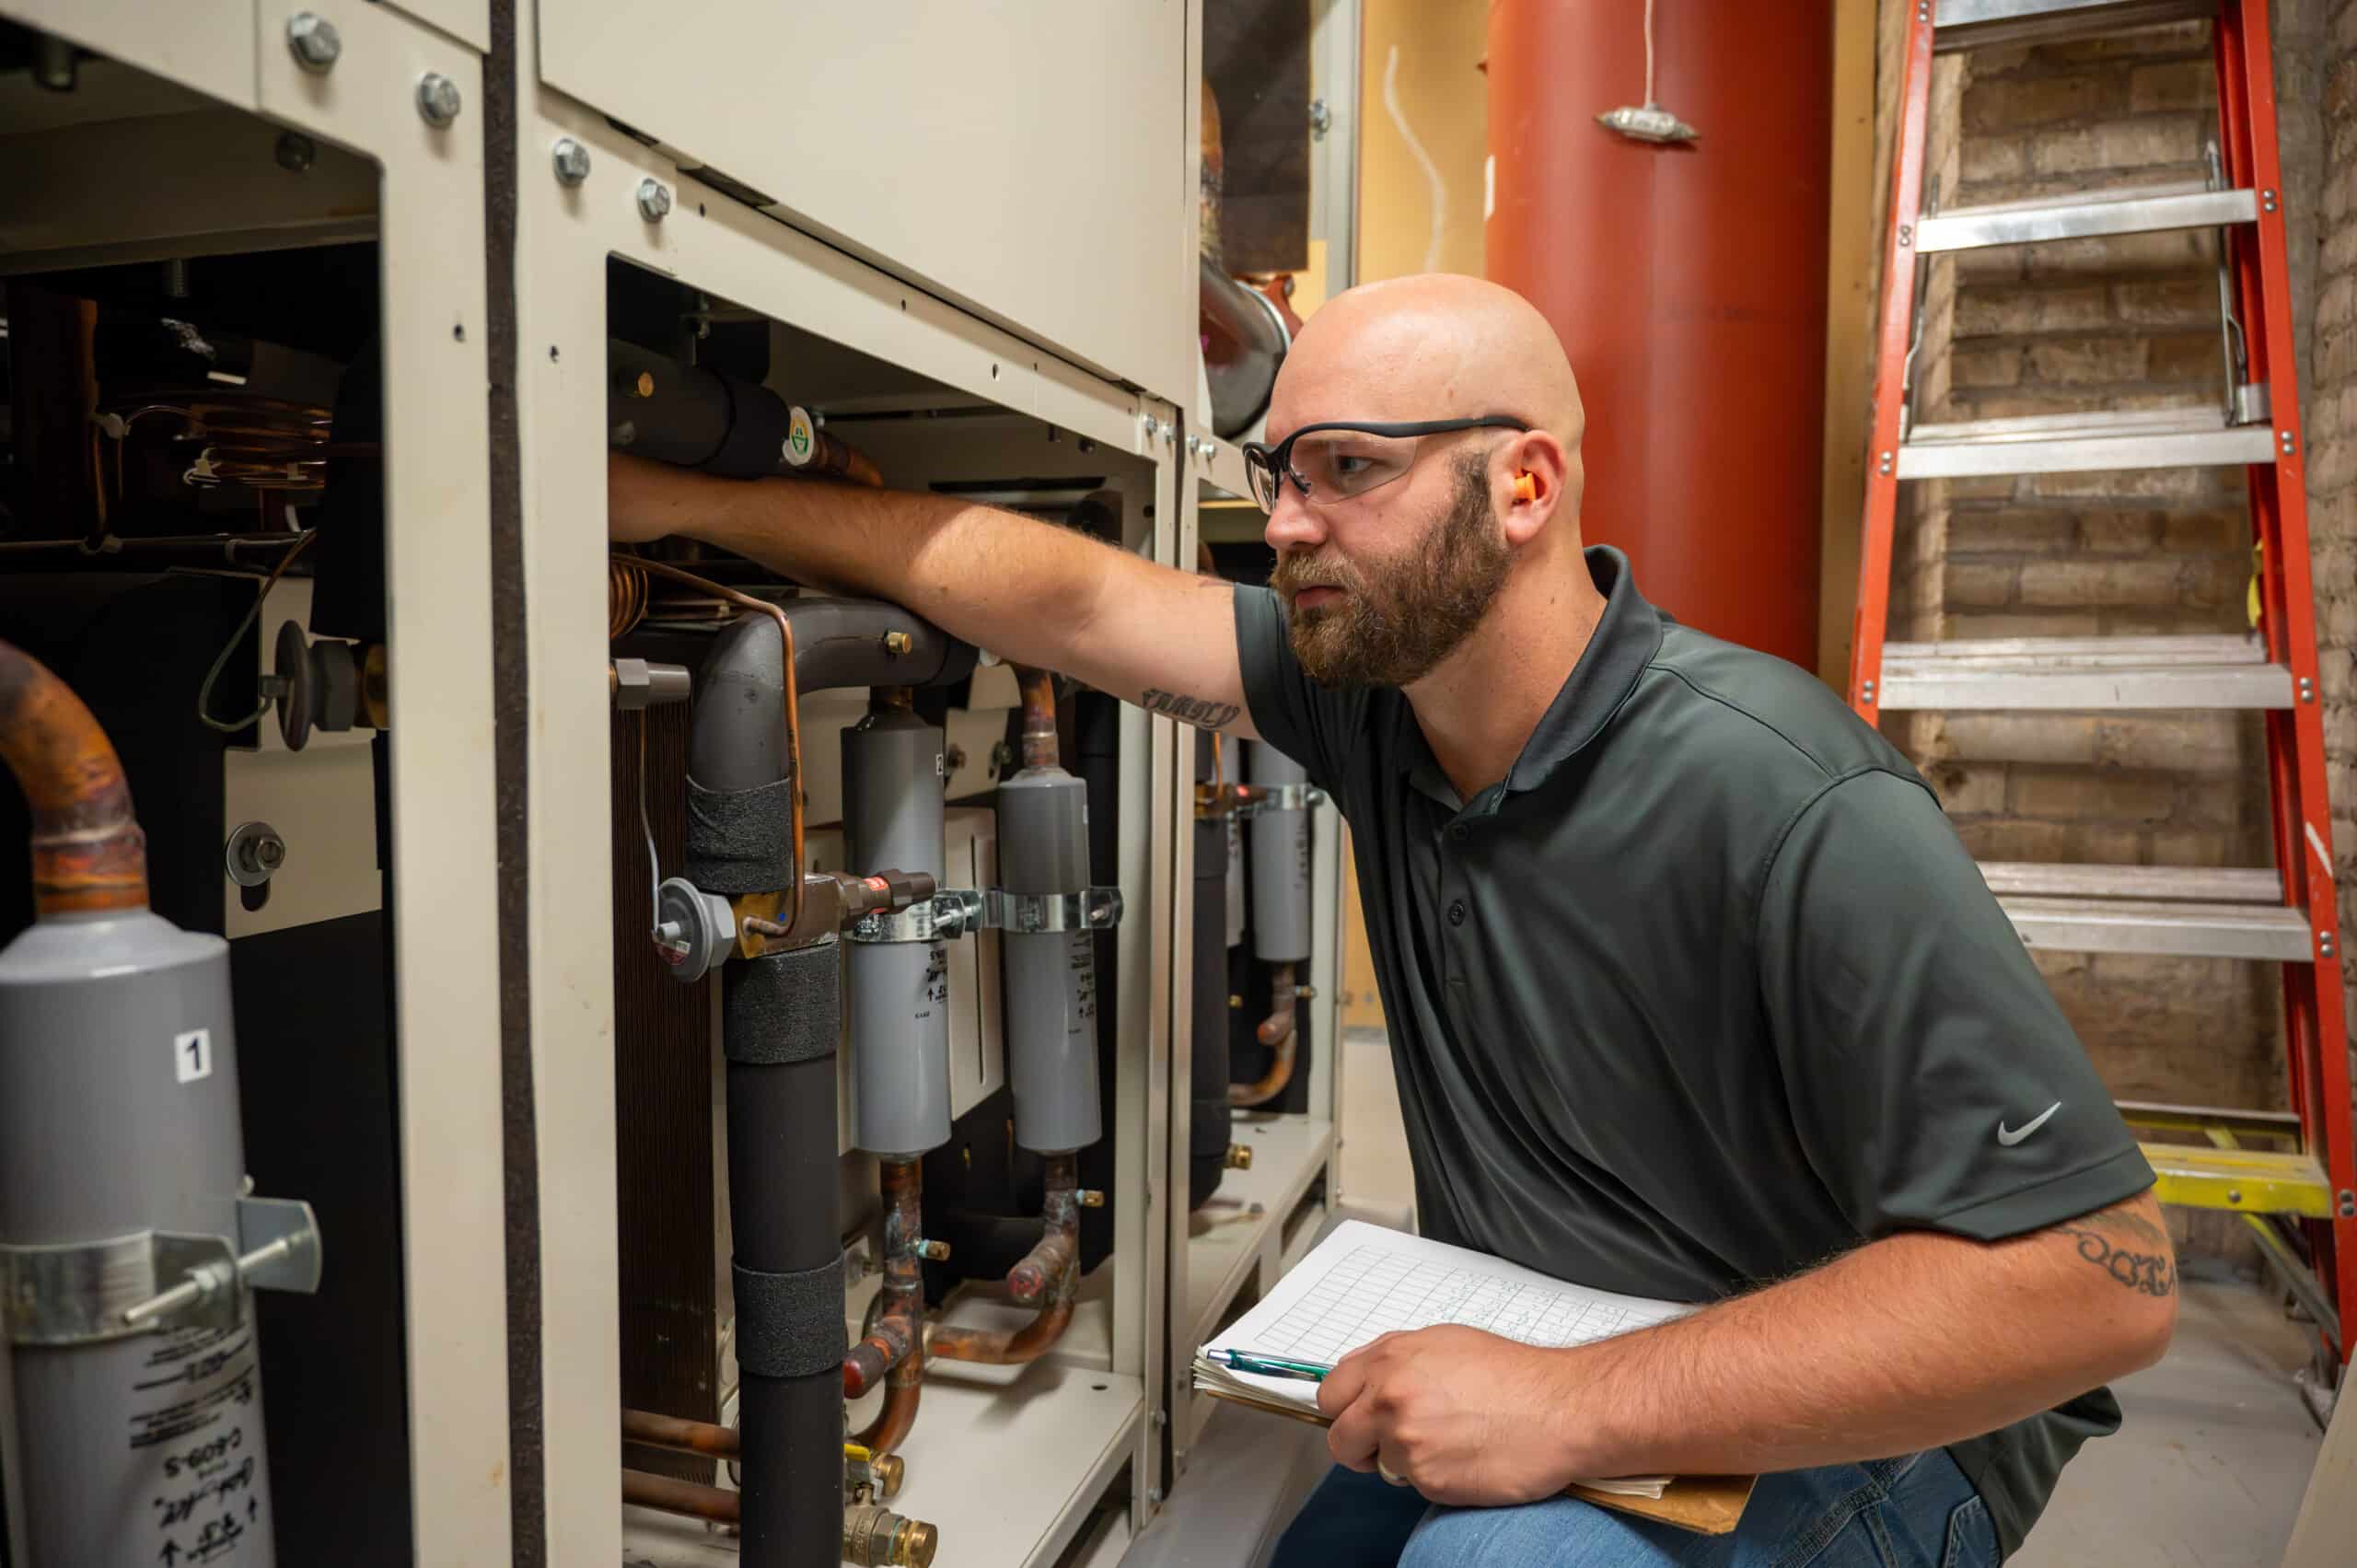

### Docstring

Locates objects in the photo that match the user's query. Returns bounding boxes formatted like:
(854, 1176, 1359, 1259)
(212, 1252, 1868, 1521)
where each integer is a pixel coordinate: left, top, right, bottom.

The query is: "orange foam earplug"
(1512, 471, 1538, 503)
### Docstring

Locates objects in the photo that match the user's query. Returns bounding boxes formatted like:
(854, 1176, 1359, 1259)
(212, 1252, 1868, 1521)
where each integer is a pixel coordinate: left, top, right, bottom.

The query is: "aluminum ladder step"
(1974, 861, 2312, 961)
(2136, 1142, 2333, 1216)
(1935, 0, 2217, 52)
(1880, 634, 2293, 710)
(1917, 181, 2258, 254)
(1978, 863, 2284, 903)
(1898, 407, 2279, 480)
(2000, 894, 2314, 961)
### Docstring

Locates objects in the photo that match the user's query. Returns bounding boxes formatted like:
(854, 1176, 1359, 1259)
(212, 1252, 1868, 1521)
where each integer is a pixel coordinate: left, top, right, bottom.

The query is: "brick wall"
(1901, 19, 2285, 1124)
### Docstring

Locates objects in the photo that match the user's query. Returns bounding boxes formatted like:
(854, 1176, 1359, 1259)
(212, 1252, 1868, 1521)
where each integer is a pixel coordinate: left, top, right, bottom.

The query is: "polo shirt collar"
(1400, 545, 1665, 810)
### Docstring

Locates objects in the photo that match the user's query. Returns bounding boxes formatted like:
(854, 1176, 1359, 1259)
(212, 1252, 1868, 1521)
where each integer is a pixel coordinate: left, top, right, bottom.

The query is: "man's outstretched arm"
(610, 453, 1260, 737)
(1318, 1190, 2176, 1505)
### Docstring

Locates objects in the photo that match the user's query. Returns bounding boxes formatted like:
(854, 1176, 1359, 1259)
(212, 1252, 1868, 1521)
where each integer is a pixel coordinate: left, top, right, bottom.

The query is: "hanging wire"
(637, 711, 663, 931)
(194, 529, 318, 733)
(1643, 0, 1656, 107)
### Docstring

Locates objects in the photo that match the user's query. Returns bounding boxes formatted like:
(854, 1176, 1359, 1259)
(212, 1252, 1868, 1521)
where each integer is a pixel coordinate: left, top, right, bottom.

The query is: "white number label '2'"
(175, 1028, 213, 1084)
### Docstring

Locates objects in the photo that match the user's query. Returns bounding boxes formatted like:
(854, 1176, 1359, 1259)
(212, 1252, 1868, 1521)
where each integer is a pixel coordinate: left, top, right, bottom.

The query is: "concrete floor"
(2014, 1272, 2324, 1568)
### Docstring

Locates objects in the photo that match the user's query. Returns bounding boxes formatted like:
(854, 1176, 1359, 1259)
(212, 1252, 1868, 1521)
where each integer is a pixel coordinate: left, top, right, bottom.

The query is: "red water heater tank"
(1487, 1, 1832, 669)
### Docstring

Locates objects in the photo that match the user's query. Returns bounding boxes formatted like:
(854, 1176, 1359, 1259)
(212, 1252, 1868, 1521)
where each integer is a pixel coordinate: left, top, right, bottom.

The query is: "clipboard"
(1193, 1381, 1758, 1535)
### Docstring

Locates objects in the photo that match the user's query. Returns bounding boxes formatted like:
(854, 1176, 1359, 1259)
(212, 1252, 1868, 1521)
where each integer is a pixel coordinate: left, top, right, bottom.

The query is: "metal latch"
(849, 887, 1125, 944)
(1, 1194, 322, 1346)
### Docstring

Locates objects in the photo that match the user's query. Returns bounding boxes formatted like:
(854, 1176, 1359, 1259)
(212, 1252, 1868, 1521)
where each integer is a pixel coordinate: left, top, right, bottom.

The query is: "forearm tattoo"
(2057, 1209, 2177, 1298)
(1142, 687, 1240, 729)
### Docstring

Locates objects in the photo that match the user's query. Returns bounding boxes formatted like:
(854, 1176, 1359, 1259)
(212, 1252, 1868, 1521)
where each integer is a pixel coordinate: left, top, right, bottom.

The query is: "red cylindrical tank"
(1487, 1, 1831, 668)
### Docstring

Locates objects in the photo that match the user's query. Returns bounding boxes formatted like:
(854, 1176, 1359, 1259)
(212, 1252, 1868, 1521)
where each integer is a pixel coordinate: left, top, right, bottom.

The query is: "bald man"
(610, 274, 2176, 1567)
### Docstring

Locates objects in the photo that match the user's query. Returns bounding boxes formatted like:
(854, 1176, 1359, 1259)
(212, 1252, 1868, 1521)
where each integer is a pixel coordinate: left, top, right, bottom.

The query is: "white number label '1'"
(175, 1028, 213, 1085)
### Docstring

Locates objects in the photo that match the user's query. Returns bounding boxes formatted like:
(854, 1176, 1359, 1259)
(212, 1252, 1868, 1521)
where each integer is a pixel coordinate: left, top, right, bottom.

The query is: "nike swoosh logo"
(1997, 1102, 2062, 1146)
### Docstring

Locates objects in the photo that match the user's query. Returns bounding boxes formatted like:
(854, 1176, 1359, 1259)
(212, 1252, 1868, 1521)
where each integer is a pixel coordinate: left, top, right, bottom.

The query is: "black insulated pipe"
(609, 337, 793, 480)
(688, 598, 974, 1567)
(1189, 731, 1233, 1210)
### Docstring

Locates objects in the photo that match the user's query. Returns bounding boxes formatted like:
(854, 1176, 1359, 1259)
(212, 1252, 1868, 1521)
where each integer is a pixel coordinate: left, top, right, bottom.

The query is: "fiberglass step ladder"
(1851, 0, 2354, 1377)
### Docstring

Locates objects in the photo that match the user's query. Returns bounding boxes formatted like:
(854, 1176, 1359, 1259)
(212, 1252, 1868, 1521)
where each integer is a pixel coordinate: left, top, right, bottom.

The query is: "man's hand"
(1318, 1326, 1595, 1504)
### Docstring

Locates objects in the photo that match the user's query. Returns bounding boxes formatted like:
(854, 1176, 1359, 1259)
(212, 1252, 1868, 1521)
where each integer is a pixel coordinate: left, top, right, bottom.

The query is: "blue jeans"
(1271, 1450, 1999, 1568)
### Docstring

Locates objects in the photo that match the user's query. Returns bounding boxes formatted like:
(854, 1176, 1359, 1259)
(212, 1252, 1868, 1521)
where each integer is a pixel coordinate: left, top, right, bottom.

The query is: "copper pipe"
(1004, 1154, 1080, 1307)
(622, 1469, 740, 1526)
(812, 427, 884, 489)
(856, 1357, 923, 1457)
(609, 556, 650, 640)
(1014, 666, 1058, 773)
(930, 1151, 1080, 1364)
(848, 1157, 926, 1453)
(1230, 962, 1298, 1107)
(622, 1409, 738, 1460)
(620, 1411, 900, 1501)
(0, 639, 148, 916)
(618, 555, 804, 936)
(926, 1288, 1076, 1367)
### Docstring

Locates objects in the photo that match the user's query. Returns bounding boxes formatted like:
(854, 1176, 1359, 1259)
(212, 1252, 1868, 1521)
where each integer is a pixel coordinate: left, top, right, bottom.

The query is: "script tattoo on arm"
(1141, 687, 1241, 730)
(2055, 1207, 2177, 1298)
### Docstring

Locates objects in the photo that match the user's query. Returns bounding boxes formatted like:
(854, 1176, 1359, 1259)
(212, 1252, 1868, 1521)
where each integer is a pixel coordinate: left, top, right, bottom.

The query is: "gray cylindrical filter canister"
(1224, 814, 1246, 950)
(996, 768, 1102, 1154)
(843, 703, 953, 1156)
(0, 912, 276, 1568)
(1248, 742, 1312, 964)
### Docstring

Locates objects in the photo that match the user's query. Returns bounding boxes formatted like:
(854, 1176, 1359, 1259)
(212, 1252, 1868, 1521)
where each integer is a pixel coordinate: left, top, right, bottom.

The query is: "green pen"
(1210, 1349, 1334, 1382)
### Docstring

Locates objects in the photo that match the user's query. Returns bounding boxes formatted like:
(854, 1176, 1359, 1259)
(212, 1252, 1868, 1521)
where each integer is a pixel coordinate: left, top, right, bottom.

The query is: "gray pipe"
(0, 643, 277, 1567)
(843, 703, 952, 1157)
(996, 768, 1101, 1155)
(685, 601, 973, 1567)
(0, 918, 278, 1568)
(1247, 742, 1311, 964)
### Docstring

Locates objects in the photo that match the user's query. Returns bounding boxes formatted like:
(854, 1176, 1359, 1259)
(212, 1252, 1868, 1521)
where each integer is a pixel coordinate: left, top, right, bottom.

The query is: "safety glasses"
(1239, 416, 1530, 514)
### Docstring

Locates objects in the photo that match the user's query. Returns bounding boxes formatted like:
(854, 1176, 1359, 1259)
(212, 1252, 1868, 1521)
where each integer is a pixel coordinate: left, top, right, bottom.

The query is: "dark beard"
(1271, 457, 1511, 689)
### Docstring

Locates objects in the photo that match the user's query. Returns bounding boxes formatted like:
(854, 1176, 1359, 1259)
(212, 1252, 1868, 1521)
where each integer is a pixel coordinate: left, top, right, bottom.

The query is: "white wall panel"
(537, 0, 1193, 403)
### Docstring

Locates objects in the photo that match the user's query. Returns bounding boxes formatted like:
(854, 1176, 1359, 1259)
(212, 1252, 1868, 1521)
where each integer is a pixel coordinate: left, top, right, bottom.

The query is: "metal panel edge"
(251, 5, 517, 1560)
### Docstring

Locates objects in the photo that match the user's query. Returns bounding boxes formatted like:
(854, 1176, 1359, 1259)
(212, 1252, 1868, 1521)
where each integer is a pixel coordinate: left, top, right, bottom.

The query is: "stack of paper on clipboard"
(1191, 1221, 1700, 1504)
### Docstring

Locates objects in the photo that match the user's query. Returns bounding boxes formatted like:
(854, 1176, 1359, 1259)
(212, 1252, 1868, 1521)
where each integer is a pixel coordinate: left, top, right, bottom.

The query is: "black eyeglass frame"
(1239, 415, 1533, 512)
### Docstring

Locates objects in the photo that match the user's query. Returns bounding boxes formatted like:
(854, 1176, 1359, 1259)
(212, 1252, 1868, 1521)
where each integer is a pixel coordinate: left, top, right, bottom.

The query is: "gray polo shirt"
(1235, 546, 2154, 1558)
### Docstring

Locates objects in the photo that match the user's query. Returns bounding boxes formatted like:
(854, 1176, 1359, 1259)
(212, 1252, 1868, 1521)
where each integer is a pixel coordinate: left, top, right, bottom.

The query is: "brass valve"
(844, 1504, 937, 1567)
(1225, 1144, 1254, 1171)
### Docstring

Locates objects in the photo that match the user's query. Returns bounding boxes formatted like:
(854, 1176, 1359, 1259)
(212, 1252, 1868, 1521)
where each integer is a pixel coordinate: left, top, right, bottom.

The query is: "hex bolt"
(636, 178, 673, 223)
(552, 136, 592, 187)
(415, 72, 462, 127)
(286, 12, 342, 73)
(1308, 98, 1332, 139)
(275, 132, 317, 171)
